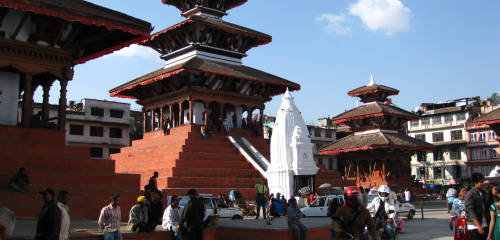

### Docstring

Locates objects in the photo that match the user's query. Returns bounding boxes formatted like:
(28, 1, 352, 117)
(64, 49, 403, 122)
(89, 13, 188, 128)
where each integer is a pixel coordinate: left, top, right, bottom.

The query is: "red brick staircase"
(112, 125, 269, 199)
(0, 125, 141, 220)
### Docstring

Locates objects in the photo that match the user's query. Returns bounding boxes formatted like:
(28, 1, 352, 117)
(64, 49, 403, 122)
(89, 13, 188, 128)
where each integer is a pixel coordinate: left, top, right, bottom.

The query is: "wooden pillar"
(179, 102, 183, 126)
(42, 81, 51, 121)
(247, 107, 253, 129)
(169, 104, 173, 126)
(188, 99, 193, 124)
(22, 74, 33, 127)
(220, 103, 224, 120)
(204, 102, 208, 125)
(142, 110, 146, 133)
(160, 107, 164, 129)
(260, 108, 265, 126)
(58, 78, 68, 130)
(149, 109, 153, 131)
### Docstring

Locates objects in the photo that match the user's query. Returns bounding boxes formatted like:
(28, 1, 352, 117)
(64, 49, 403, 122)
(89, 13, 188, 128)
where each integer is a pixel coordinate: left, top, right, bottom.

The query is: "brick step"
(179, 152, 245, 162)
(0, 143, 89, 159)
(113, 152, 180, 162)
(116, 158, 253, 171)
(182, 144, 238, 154)
(163, 187, 258, 200)
(0, 191, 139, 220)
(0, 126, 66, 145)
(171, 167, 260, 178)
(165, 176, 258, 188)
(0, 171, 139, 192)
(1, 155, 115, 174)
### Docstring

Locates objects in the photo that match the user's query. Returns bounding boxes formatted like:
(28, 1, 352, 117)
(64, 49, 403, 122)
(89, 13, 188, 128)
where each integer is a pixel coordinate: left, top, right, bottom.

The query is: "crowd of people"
(446, 173, 500, 240)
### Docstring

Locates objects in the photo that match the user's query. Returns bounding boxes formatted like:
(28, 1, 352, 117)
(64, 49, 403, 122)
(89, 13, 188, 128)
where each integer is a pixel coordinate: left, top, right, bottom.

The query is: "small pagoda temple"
(319, 76, 433, 187)
(110, 0, 300, 197)
(474, 108, 500, 141)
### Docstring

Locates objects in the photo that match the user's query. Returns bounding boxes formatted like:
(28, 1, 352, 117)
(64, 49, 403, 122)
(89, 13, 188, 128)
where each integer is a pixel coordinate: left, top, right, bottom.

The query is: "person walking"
(331, 187, 380, 240)
(98, 194, 122, 240)
(487, 185, 500, 240)
(465, 173, 489, 240)
(35, 188, 61, 240)
(163, 195, 183, 240)
(450, 187, 468, 240)
(447, 187, 458, 213)
(404, 188, 412, 203)
(254, 179, 268, 220)
(128, 196, 149, 232)
(287, 198, 307, 240)
(148, 172, 159, 192)
(181, 189, 205, 240)
(57, 190, 70, 240)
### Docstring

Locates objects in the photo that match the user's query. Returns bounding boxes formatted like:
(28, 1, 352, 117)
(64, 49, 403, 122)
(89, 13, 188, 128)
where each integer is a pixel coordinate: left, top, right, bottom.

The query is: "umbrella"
(318, 183, 333, 189)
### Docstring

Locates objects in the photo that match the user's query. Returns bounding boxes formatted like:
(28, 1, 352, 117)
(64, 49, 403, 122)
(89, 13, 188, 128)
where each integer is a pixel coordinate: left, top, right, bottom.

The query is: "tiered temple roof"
(320, 76, 432, 155)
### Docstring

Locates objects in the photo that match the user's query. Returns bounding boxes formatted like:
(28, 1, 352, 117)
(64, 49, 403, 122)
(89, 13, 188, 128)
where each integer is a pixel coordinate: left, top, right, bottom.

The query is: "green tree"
(489, 92, 500, 105)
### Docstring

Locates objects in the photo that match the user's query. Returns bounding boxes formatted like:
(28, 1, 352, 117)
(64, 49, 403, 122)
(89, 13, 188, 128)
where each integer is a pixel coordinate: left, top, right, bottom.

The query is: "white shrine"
(266, 89, 319, 197)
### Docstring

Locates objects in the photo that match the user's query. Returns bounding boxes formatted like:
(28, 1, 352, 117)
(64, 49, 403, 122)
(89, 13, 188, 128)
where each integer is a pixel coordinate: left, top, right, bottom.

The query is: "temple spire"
(368, 74, 375, 86)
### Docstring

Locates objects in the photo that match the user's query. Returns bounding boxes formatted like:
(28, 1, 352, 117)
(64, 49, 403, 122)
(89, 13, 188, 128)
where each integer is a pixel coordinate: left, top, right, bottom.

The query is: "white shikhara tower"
(266, 89, 319, 197)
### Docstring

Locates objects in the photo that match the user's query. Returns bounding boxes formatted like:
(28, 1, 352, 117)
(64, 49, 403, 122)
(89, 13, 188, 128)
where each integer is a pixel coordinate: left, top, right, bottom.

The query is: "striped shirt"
(98, 204, 121, 233)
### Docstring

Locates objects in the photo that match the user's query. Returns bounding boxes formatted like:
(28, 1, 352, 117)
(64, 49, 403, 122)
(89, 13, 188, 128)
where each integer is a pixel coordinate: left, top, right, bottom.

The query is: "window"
(444, 114, 453, 124)
(109, 128, 123, 138)
(481, 148, 488, 159)
(432, 116, 442, 125)
(109, 148, 121, 154)
(318, 158, 323, 166)
(421, 117, 431, 126)
(328, 158, 334, 170)
(479, 132, 486, 142)
(418, 167, 427, 180)
(325, 130, 332, 139)
(417, 152, 427, 162)
(90, 126, 103, 137)
(471, 149, 478, 160)
(69, 124, 84, 135)
(491, 148, 497, 158)
(433, 167, 443, 179)
(483, 167, 489, 177)
(109, 109, 124, 118)
(432, 132, 444, 142)
(451, 130, 462, 140)
(489, 130, 496, 141)
(456, 113, 466, 121)
(410, 120, 419, 127)
(450, 146, 461, 160)
(314, 129, 321, 137)
(433, 149, 444, 161)
(472, 167, 480, 173)
(90, 147, 103, 158)
(90, 107, 104, 117)
(415, 134, 426, 141)
(471, 133, 478, 143)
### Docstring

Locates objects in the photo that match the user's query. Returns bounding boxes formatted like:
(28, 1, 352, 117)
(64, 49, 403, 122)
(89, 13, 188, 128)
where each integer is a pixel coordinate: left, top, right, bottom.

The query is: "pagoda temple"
(319, 76, 433, 187)
(474, 107, 500, 141)
(110, 0, 300, 197)
(0, 0, 151, 219)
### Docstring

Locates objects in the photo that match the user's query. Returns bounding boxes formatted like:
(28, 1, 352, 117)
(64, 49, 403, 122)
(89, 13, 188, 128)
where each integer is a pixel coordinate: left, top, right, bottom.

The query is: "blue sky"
(35, 0, 500, 124)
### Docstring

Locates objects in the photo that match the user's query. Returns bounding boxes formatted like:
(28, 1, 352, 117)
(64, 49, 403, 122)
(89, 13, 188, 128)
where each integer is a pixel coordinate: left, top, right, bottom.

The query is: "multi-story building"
(408, 97, 481, 185)
(65, 99, 131, 159)
(466, 102, 500, 177)
(307, 117, 352, 172)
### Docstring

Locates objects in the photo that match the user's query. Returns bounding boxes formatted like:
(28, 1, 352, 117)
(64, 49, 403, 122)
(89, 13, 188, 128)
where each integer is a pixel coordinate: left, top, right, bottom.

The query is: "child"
(487, 185, 500, 240)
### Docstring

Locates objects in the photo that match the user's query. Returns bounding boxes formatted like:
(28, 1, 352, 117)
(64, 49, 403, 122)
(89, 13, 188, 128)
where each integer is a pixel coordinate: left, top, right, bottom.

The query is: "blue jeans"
(384, 222, 395, 240)
(103, 231, 122, 240)
(170, 226, 183, 240)
(255, 195, 267, 219)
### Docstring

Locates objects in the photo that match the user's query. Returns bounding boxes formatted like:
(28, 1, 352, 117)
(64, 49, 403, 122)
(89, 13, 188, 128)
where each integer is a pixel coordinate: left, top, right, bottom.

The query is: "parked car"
(299, 195, 344, 217)
(167, 194, 243, 220)
(367, 194, 416, 219)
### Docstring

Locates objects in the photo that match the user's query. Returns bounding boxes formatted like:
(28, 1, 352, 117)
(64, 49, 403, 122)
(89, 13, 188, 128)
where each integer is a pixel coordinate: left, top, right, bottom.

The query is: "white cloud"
(349, 0, 411, 36)
(316, 14, 352, 35)
(105, 44, 161, 61)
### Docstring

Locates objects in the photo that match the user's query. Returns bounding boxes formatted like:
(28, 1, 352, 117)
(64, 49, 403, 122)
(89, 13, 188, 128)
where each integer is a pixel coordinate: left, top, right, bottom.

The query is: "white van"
(167, 194, 243, 220)
(299, 195, 344, 217)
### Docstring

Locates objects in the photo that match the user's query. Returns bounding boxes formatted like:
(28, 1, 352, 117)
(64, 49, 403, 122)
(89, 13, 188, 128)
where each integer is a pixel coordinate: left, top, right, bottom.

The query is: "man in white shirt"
(57, 190, 70, 240)
(404, 188, 411, 203)
(162, 195, 182, 240)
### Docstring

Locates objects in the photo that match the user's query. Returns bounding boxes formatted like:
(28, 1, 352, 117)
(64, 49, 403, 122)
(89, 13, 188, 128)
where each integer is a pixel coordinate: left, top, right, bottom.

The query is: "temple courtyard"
(9, 201, 452, 240)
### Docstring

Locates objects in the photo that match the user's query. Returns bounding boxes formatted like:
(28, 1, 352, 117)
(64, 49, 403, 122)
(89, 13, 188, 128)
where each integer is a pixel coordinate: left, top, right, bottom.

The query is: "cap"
(38, 188, 55, 196)
(187, 189, 197, 196)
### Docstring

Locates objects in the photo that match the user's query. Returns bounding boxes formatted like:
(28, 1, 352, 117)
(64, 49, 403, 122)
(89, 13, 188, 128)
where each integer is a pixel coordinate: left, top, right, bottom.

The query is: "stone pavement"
(8, 201, 454, 240)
